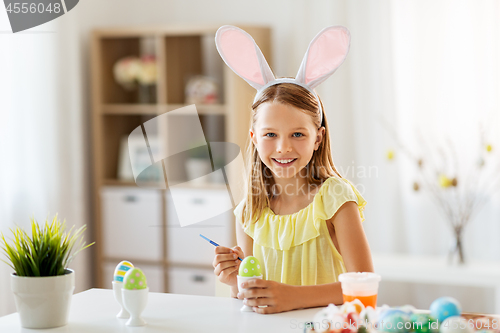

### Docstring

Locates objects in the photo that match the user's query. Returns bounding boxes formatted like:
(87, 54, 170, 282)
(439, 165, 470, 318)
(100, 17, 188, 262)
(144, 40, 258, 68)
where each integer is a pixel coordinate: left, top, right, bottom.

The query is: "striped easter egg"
(113, 261, 134, 282)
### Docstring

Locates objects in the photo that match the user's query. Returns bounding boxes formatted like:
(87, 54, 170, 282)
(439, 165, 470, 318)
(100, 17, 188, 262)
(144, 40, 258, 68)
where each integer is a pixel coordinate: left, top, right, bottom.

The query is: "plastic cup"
(338, 272, 381, 309)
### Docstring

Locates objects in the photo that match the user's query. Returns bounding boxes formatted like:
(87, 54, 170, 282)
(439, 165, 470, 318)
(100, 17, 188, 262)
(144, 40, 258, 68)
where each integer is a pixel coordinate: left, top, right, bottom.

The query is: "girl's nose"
(276, 139, 292, 153)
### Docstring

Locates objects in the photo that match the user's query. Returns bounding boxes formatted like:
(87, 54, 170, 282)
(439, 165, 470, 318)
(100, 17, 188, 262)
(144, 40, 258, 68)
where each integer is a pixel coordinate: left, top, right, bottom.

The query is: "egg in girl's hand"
(123, 268, 148, 290)
(238, 256, 262, 277)
(114, 261, 134, 282)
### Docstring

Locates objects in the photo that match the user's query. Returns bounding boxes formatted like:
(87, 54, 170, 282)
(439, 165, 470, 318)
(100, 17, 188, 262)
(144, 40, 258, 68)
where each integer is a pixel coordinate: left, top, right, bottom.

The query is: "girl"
(212, 25, 374, 314)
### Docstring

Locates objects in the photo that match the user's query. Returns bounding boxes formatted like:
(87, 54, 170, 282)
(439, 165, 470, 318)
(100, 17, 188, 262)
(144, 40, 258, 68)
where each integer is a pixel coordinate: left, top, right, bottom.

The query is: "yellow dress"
(233, 177, 367, 286)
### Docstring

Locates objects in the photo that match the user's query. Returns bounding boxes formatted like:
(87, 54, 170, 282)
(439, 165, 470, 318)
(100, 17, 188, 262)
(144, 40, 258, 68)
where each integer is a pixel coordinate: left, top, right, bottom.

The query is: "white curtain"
(389, 0, 500, 261)
(339, 0, 500, 260)
(0, 12, 90, 316)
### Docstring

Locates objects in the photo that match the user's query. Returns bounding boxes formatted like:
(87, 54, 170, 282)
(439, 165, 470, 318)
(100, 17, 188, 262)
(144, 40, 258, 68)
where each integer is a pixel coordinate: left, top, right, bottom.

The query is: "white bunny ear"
(215, 25, 275, 90)
(295, 26, 351, 89)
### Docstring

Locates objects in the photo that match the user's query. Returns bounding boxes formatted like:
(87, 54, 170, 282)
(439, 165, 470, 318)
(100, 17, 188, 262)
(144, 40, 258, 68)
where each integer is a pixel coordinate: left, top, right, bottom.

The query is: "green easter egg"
(123, 267, 147, 290)
(410, 313, 438, 333)
(239, 256, 261, 277)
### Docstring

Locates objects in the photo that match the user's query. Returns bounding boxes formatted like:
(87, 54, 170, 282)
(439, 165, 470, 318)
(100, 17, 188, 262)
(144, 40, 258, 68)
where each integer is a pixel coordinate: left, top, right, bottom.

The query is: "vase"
(448, 226, 465, 265)
(11, 269, 75, 329)
(137, 84, 157, 104)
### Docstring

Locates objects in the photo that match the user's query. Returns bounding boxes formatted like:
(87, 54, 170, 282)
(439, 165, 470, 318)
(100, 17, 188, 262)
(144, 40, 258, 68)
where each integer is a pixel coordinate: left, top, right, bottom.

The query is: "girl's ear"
(249, 128, 257, 146)
(215, 25, 275, 90)
(296, 26, 351, 89)
(314, 127, 326, 151)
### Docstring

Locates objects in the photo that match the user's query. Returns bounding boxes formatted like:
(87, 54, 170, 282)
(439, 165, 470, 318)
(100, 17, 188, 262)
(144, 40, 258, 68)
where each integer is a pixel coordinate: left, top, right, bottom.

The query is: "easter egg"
(341, 298, 365, 315)
(410, 313, 438, 333)
(379, 311, 411, 333)
(378, 309, 407, 324)
(440, 316, 472, 333)
(238, 256, 261, 277)
(430, 297, 461, 323)
(113, 260, 134, 282)
(123, 267, 147, 290)
(312, 304, 339, 333)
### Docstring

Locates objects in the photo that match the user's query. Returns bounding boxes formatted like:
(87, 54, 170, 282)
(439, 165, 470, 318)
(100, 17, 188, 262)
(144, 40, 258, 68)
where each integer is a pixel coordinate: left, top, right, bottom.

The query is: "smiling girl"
(212, 25, 374, 314)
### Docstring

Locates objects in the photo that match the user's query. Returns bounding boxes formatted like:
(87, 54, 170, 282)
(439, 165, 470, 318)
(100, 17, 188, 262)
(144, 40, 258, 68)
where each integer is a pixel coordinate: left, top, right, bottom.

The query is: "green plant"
(0, 215, 94, 277)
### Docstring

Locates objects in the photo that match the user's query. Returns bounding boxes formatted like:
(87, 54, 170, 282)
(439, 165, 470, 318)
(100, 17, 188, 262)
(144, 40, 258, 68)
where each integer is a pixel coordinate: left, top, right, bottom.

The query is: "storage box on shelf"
(90, 25, 271, 294)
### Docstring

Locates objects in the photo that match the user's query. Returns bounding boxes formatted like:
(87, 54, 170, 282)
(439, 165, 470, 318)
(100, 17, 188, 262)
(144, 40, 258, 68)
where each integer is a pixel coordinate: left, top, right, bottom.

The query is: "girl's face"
(250, 101, 325, 180)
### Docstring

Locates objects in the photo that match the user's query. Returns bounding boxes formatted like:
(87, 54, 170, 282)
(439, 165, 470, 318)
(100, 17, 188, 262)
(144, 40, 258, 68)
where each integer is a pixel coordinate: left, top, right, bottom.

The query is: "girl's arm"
(332, 201, 374, 273)
(238, 201, 374, 313)
(230, 215, 254, 298)
(294, 201, 374, 309)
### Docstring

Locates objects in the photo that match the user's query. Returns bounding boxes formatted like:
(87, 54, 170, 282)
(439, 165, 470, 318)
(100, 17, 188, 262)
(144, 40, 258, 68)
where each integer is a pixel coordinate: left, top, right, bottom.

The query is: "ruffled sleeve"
(317, 177, 367, 222)
(233, 199, 246, 226)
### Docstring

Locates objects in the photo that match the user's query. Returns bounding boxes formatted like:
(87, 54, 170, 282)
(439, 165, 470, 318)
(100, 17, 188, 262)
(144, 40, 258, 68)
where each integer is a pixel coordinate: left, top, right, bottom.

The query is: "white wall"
(2, 0, 499, 316)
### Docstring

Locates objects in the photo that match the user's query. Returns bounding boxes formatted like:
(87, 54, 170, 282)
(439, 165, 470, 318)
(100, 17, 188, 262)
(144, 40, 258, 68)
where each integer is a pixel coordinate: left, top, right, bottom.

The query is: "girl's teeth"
(275, 159, 295, 163)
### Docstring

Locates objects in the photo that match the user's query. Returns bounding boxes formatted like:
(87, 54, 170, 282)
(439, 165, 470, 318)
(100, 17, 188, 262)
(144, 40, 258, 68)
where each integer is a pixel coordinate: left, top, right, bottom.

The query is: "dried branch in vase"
(380, 117, 500, 264)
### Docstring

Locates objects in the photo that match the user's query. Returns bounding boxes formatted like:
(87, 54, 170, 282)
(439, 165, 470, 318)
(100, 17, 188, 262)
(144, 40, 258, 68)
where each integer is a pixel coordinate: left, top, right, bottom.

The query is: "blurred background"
(1, 0, 500, 316)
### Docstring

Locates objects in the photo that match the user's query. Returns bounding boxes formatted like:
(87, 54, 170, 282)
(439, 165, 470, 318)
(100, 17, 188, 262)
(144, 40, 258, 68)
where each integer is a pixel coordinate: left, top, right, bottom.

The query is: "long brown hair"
(240, 83, 343, 226)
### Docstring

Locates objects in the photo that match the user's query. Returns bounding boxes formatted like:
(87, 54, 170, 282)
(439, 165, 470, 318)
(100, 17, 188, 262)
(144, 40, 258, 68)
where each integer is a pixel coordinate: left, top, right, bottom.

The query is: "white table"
(0, 289, 320, 332)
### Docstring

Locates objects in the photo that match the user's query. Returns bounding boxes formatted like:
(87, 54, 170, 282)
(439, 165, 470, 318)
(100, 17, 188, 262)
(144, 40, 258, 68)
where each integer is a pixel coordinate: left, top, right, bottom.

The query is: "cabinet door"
(104, 262, 164, 293)
(168, 267, 215, 296)
(101, 187, 163, 261)
(165, 189, 233, 265)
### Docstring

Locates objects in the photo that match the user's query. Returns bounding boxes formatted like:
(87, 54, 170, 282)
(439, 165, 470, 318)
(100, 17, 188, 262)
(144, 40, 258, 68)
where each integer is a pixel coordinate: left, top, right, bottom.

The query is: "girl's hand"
(212, 245, 244, 287)
(236, 279, 299, 314)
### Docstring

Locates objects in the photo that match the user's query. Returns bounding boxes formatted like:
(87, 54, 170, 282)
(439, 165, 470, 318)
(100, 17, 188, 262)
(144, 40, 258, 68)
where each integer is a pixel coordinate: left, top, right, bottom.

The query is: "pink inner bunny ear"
(296, 26, 351, 89)
(215, 26, 274, 90)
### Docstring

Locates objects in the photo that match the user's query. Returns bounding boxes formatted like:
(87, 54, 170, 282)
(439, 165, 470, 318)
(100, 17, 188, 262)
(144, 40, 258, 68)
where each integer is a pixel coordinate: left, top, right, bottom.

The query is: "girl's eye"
(293, 132, 304, 137)
(265, 133, 276, 137)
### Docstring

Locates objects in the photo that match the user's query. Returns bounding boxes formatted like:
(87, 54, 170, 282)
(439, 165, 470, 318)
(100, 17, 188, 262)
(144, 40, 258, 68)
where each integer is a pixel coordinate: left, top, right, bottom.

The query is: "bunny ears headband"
(215, 25, 351, 125)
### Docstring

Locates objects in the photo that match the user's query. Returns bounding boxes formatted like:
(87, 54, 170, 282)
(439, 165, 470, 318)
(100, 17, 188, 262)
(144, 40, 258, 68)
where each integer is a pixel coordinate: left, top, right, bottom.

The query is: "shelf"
(103, 257, 213, 270)
(102, 103, 226, 115)
(373, 253, 500, 287)
(91, 25, 270, 290)
(93, 25, 222, 38)
(104, 257, 164, 266)
(103, 178, 228, 190)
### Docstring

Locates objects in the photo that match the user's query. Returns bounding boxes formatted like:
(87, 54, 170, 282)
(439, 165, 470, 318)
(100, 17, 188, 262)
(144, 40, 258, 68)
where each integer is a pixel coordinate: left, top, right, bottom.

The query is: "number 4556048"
(6, 2, 61, 14)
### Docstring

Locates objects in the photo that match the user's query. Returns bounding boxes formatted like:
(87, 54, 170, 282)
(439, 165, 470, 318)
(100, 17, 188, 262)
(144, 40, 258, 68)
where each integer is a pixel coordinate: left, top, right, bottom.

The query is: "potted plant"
(0, 215, 94, 329)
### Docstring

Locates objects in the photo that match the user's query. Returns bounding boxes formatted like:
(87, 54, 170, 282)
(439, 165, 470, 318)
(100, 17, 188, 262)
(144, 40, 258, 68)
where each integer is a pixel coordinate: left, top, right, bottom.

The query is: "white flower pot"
(11, 269, 75, 329)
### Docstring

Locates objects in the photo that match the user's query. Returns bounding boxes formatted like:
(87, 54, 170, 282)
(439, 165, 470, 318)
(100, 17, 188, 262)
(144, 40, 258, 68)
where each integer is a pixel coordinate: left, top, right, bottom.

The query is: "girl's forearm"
(293, 282, 344, 309)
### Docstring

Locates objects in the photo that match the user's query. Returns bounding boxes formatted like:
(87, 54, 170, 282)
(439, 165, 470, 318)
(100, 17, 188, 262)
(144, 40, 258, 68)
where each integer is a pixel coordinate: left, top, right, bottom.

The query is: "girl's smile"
(250, 101, 324, 180)
(272, 158, 296, 167)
